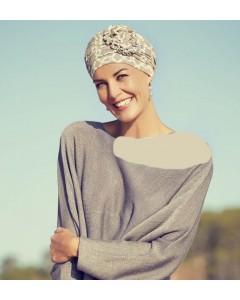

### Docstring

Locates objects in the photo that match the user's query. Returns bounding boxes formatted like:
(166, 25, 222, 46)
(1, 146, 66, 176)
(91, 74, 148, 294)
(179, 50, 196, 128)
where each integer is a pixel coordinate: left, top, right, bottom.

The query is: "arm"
(50, 127, 86, 280)
(76, 158, 214, 280)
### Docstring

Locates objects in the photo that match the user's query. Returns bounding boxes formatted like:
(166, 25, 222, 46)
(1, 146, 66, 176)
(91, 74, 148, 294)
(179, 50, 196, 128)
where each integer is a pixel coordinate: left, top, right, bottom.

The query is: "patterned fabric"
(51, 121, 214, 280)
(84, 25, 157, 78)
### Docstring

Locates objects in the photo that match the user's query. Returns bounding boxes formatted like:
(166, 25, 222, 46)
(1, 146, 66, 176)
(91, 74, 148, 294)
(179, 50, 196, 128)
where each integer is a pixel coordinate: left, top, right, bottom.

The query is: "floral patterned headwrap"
(84, 25, 157, 78)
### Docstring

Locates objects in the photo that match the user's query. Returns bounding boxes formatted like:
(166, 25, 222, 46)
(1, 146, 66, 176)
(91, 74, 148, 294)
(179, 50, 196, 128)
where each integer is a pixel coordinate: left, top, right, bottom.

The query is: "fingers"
(50, 233, 57, 261)
(49, 243, 54, 262)
(54, 227, 63, 234)
(50, 239, 59, 263)
(54, 227, 63, 233)
(50, 227, 67, 263)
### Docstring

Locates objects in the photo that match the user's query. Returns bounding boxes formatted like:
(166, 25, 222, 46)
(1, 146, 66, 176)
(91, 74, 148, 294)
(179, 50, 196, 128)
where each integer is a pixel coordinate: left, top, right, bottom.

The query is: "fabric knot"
(102, 25, 141, 56)
(84, 24, 157, 78)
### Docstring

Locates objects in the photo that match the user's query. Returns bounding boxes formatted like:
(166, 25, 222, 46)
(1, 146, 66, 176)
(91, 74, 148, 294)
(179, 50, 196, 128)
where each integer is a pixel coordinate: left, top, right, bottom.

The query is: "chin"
(117, 112, 141, 124)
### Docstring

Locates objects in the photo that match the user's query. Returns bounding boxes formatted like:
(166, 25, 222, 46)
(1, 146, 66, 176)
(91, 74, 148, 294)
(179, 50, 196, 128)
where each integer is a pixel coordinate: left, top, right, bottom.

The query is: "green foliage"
(0, 265, 51, 280)
(185, 208, 240, 279)
(0, 251, 52, 280)
(1, 209, 240, 279)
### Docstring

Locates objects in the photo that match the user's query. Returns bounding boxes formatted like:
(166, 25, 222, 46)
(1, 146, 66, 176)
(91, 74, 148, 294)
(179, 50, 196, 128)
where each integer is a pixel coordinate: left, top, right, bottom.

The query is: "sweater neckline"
(98, 122, 176, 140)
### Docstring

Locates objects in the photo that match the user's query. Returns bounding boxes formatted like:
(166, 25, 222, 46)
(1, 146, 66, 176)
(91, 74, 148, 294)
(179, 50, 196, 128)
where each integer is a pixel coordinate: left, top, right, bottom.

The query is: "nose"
(107, 81, 121, 100)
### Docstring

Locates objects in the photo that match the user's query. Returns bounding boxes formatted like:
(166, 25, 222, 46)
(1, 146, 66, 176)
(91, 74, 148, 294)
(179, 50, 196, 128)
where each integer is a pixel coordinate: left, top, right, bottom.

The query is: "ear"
(147, 75, 152, 85)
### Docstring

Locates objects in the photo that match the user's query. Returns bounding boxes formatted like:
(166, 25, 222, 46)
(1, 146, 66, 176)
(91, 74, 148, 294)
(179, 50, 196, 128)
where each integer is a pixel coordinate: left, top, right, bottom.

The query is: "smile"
(113, 98, 133, 110)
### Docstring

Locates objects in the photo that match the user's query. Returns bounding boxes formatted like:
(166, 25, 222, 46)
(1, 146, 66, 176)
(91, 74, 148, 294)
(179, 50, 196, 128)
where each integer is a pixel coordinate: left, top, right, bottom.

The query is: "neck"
(117, 99, 174, 138)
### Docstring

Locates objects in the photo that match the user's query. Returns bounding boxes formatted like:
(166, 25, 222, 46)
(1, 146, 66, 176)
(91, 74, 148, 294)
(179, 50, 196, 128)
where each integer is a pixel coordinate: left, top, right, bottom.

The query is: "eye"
(117, 74, 128, 80)
(95, 82, 106, 89)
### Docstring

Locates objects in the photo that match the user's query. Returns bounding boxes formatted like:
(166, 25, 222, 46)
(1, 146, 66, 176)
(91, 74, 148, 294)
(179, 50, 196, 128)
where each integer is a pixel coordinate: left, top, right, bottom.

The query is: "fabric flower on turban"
(102, 26, 141, 56)
(84, 25, 157, 78)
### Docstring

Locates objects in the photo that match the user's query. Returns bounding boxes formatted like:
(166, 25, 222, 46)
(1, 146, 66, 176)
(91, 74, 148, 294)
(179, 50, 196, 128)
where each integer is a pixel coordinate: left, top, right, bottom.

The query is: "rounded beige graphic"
(113, 131, 212, 169)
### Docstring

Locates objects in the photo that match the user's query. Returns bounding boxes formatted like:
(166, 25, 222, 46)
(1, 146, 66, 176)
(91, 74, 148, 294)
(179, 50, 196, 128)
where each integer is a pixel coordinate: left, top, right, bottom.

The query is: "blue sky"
(0, 20, 240, 267)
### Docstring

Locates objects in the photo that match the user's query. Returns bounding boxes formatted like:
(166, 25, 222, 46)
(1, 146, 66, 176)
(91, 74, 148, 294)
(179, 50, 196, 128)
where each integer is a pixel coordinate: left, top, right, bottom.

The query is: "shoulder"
(61, 121, 88, 136)
(60, 121, 98, 143)
(113, 131, 213, 169)
(170, 131, 213, 169)
(171, 131, 212, 158)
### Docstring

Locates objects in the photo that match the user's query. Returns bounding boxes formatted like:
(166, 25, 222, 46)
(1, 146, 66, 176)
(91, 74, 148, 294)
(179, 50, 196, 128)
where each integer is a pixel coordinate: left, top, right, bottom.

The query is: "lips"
(113, 98, 133, 111)
(113, 97, 132, 105)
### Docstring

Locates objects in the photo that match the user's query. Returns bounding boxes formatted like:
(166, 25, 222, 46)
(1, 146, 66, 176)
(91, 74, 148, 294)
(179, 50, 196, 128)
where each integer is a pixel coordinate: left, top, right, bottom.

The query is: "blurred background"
(0, 20, 240, 279)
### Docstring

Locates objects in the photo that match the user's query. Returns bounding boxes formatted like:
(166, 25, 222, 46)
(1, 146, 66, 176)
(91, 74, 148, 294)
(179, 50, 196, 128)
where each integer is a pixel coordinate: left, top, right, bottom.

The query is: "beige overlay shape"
(113, 131, 212, 169)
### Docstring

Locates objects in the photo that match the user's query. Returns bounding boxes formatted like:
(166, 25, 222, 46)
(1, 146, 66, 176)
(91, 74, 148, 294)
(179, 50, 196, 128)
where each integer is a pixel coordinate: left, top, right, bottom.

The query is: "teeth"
(115, 98, 132, 107)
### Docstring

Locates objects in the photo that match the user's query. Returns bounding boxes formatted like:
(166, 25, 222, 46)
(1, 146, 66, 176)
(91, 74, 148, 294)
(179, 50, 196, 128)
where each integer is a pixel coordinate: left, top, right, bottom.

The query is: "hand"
(50, 227, 80, 263)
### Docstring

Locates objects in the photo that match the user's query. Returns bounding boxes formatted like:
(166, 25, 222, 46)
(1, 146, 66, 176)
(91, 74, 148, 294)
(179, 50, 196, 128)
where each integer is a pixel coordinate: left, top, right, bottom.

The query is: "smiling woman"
(50, 24, 214, 280)
(93, 63, 153, 125)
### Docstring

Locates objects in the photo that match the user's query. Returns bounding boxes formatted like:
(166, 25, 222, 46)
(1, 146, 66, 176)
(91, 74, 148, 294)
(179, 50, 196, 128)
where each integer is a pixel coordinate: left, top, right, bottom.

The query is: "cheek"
(97, 89, 107, 103)
(124, 80, 140, 94)
(136, 84, 149, 97)
(129, 77, 149, 95)
(141, 80, 150, 95)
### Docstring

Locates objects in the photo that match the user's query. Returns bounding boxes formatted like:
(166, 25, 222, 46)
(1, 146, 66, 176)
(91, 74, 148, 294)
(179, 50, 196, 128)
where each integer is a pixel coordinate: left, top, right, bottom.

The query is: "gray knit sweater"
(50, 121, 213, 280)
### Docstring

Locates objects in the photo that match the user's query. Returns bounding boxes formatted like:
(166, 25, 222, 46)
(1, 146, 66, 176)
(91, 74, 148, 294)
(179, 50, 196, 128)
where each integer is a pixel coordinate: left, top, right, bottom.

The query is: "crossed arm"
(50, 131, 213, 280)
(50, 227, 79, 263)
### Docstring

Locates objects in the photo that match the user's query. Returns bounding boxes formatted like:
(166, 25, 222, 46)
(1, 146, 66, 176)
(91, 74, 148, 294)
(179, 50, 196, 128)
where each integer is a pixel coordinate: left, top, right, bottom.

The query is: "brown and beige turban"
(84, 25, 157, 78)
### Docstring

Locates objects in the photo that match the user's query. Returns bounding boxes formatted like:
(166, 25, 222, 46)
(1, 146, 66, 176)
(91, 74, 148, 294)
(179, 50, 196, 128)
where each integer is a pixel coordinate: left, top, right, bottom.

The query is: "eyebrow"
(93, 68, 129, 83)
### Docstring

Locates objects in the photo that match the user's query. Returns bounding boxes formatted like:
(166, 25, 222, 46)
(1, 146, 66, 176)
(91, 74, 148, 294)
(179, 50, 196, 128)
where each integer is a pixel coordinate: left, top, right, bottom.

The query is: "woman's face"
(92, 63, 151, 123)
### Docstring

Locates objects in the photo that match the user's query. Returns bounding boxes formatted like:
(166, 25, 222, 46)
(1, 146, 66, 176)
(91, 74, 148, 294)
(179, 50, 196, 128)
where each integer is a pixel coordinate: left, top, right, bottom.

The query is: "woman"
(50, 25, 213, 280)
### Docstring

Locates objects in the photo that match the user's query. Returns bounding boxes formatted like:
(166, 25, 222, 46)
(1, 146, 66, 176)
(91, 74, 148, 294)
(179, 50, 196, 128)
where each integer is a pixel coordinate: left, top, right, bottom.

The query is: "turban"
(84, 25, 157, 78)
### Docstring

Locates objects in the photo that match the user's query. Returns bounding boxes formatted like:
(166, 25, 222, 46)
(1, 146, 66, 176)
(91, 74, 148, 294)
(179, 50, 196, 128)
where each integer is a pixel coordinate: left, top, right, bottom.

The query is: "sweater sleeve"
(76, 158, 214, 280)
(51, 128, 86, 280)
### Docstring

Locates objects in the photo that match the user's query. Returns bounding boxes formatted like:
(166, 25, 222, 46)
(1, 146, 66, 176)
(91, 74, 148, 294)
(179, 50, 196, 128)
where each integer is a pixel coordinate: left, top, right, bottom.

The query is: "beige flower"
(102, 25, 141, 56)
